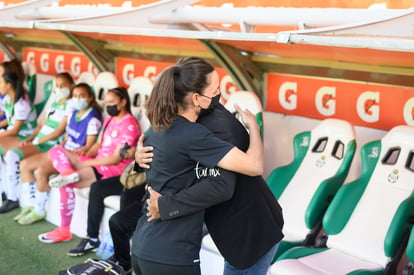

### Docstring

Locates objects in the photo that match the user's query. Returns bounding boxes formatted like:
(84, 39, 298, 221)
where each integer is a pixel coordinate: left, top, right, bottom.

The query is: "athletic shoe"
(107, 255, 133, 275)
(18, 209, 46, 225)
(67, 237, 100, 256)
(13, 207, 33, 222)
(38, 227, 72, 243)
(48, 172, 79, 188)
(0, 199, 19, 213)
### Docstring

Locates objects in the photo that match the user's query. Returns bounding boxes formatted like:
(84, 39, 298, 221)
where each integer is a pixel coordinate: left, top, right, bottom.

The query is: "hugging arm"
(157, 169, 237, 221)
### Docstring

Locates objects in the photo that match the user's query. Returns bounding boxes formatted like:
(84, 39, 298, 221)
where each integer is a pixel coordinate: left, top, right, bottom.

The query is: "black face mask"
(106, 104, 120, 116)
(200, 93, 221, 116)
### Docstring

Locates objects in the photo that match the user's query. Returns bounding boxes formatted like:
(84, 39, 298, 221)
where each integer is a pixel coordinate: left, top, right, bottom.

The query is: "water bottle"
(96, 232, 114, 260)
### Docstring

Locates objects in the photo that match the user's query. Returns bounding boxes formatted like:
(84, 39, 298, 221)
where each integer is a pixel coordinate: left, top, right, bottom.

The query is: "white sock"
(20, 182, 36, 208)
(4, 150, 21, 201)
(0, 156, 3, 197)
(34, 190, 48, 215)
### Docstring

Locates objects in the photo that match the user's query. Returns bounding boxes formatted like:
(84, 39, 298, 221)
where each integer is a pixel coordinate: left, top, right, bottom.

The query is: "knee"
(109, 212, 122, 231)
(4, 150, 19, 164)
(20, 158, 29, 172)
(35, 166, 47, 180)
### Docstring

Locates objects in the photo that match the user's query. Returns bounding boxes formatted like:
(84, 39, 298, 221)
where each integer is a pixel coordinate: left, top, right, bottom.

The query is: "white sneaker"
(48, 172, 80, 188)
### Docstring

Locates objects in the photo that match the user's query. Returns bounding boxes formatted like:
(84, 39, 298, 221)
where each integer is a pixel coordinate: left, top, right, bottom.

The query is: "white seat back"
(128, 76, 152, 132)
(93, 71, 119, 107)
(224, 91, 262, 130)
(278, 119, 356, 241)
(77, 71, 95, 86)
(326, 125, 414, 267)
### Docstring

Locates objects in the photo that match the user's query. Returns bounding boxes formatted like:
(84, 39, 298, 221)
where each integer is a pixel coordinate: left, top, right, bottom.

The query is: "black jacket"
(158, 104, 284, 269)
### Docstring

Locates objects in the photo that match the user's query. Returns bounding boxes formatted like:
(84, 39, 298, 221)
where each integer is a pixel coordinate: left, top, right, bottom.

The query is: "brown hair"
(1, 59, 25, 79)
(146, 57, 214, 131)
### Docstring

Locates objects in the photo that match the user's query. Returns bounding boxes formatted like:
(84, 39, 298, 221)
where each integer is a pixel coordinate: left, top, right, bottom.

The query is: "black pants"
(131, 254, 201, 275)
(109, 184, 146, 270)
(87, 176, 123, 238)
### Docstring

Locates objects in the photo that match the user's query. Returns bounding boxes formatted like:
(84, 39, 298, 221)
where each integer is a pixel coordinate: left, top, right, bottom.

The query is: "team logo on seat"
(316, 156, 326, 168)
(388, 169, 399, 184)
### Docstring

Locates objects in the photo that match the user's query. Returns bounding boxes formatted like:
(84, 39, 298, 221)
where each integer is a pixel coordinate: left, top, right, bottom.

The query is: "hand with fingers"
(234, 104, 258, 131)
(146, 186, 161, 222)
(135, 134, 154, 169)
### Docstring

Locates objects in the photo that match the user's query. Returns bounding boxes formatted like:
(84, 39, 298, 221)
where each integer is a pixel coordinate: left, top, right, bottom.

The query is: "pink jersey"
(94, 113, 140, 178)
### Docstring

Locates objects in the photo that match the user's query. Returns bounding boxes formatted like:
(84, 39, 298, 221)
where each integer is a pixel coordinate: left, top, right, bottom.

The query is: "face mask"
(200, 93, 221, 116)
(55, 87, 71, 100)
(106, 104, 120, 116)
(71, 98, 88, 111)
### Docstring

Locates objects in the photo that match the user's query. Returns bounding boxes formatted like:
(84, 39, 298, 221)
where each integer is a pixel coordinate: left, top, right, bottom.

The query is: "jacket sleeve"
(158, 169, 237, 220)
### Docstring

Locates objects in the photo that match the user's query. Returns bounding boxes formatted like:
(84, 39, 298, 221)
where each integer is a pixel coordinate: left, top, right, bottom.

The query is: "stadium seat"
(93, 71, 119, 107)
(267, 118, 356, 259)
(77, 71, 96, 87)
(21, 61, 37, 102)
(270, 125, 414, 275)
(402, 226, 414, 274)
(127, 76, 153, 132)
(224, 91, 263, 137)
(33, 75, 55, 122)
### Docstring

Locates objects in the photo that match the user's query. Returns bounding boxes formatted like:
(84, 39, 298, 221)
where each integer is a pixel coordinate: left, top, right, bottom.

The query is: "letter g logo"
(357, 91, 380, 123)
(40, 53, 49, 73)
(403, 97, 414, 126)
(122, 63, 135, 86)
(279, 82, 297, 110)
(315, 86, 336, 116)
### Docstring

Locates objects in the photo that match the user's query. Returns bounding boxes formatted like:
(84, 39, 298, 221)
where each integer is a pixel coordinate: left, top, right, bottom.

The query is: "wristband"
(32, 139, 39, 145)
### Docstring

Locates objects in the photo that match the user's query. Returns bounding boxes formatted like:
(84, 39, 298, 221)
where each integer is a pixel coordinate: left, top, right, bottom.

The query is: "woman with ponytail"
(0, 71, 37, 212)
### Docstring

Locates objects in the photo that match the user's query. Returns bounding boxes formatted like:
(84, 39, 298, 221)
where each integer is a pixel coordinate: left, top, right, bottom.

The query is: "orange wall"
(266, 73, 414, 130)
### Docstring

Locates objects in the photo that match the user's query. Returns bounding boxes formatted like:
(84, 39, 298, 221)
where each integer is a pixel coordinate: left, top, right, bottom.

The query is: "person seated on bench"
(0, 60, 26, 130)
(0, 71, 37, 212)
(17, 83, 102, 224)
(66, 146, 136, 257)
(1, 72, 74, 215)
(38, 87, 140, 244)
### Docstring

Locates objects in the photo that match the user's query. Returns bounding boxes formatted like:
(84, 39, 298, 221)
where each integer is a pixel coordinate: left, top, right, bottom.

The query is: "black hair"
(3, 71, 26, 103)
(108, 87, 131, 114)
(146, 57, 214, 131)
(56, 72, 75, 85)
(73, 82, 103, 114)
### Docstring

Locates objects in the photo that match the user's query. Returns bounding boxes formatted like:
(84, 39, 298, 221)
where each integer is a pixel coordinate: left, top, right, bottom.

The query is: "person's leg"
(3, 146, 40, 213)
(87, 176, 123, 238)
(223, 242, 279, 275)
(48, 146, 82, 187)
(17, 155, 56, 225)
(68, 176, 123, 257)
(131, 254, 143, 275)
(38, 182, 76, 243)
(39, 166, 97, 243)
(109, 193, 144, 272)
(119, 184, 146, 210)
(48, 146, 76, 175)
(13, 153, 38, 221)
(0, 137, 23, 211)
(133, 256, 200, 275)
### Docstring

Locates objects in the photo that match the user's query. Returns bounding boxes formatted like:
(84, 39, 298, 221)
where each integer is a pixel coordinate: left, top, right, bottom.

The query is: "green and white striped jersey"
(33, 100, 72, 146)
(4, 94, 37, 138)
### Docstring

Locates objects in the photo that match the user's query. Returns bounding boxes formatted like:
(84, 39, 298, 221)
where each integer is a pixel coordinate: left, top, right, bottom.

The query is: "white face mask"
(54, 87, 71, 100)
(71, 98, 88, 111)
